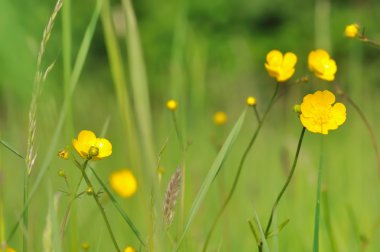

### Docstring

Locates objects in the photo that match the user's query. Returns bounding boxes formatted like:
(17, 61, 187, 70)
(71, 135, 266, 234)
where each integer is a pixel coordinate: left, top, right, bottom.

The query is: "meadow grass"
(1, 0, 380, 251)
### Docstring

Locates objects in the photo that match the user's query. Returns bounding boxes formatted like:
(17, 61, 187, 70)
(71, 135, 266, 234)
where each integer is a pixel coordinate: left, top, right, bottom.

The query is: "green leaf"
(175, 109, 247, 250)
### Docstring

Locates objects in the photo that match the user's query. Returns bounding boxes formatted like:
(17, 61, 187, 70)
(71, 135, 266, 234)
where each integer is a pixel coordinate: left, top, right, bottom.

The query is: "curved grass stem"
(263, 127, 306, 239)
(202, 84, 280, 251)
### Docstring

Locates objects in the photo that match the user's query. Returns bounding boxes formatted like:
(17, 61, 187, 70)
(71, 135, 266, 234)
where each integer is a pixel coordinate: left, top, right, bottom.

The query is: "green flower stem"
(358, 36, 380, 49)
(202, 83, 279, 252)
(337, 87, 380, 174)
(263, 127, 306, 238)
(253, 106, 261, 123)
(313, 136, 324, 252)
(80, 160, 121, 252)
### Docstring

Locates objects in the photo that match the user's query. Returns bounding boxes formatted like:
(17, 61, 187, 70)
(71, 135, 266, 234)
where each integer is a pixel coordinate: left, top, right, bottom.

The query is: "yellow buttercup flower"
(124, 246, 136, 252)
(213, 111, 228, 125)
(308, 49, 337, 81)
(110, 169, 137, 198)
(264, 50, 297, 82)
(72, 130, 112, 160)
(246, 96, 257, 106)
(345, 24, 359, 38)
(166, 99, 177, 111)
(300, 90, 346, 135)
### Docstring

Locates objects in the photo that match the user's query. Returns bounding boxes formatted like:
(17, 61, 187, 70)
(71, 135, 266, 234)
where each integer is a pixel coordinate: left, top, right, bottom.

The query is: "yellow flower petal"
(308, 49, 337, 81)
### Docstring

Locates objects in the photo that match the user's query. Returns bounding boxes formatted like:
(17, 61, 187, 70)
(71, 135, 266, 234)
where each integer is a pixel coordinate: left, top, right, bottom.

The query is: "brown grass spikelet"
(163, 167, 182, 226)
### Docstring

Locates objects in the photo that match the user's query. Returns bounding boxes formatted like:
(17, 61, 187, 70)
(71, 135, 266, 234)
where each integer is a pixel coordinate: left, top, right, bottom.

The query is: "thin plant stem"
(322, 190, 338, 252)
(23, 174, 29, 252)
(263, 127, 306, 238)
(170, 110, 187, 232)
(358, 35, 380, 49)
(336, 86, 380, 174)
(313, 136, 324, 252)
(0, 140, 24, 159)
(79, 160, 121, 252)
(253, 107, 261, 123)
(202, 83, 280, 252)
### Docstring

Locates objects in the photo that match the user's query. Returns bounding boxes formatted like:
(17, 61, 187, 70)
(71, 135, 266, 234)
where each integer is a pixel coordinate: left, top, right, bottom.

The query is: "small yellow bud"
(293, 104, 301, 114)
(157, 166, 165, 175)
(87, 146, 99, 159)
(58, 149, 69, 160)
(82, 242, 90, 250)
(166, 99, 177, 111)
(58, 169, 66, 178)
(213, 111, 228, 125)
(86, 187, 94, 195)
(345, 24, 359, 38)
(124, 246, 136, 252)
(246, 96, 257, 106)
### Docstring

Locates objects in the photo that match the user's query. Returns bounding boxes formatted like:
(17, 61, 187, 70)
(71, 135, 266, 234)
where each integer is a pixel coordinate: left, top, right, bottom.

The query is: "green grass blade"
(175, 109, 247, 250)
(6, 0, 103, 242)
(89, 167, 146, 247)
(254, 212, 271, 252)
(100, 0, 142, 172)
(0, 140, 24, 159)
(122, 0, 155, 171)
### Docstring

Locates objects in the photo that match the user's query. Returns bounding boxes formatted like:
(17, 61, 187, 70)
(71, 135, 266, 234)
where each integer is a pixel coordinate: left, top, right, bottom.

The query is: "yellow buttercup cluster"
(72, 130, 112, 160)
(213, 111, 228, 125)
(110, 169, 137, 198)
(265, 50, 297, 82)
(299, 90, 346, 134)
(345, 24, 360, 38)
(308, 49, 337, 81)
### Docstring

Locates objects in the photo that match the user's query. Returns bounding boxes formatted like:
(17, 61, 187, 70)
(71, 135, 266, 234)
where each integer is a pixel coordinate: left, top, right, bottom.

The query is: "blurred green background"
(1, 0, 380, 251)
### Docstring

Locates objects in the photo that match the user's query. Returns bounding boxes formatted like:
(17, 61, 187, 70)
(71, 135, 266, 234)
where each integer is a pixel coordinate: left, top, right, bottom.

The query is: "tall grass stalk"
(100, 0, 141, 173)
(122, 0, 156, 170)
(202, 84, 279, 251)
(312, 137, 324, 252)
(7, 0, 103, 243)
(24, 1, 63, 251)
(175, 109, 247, 251)
(169, 108, 187, 232)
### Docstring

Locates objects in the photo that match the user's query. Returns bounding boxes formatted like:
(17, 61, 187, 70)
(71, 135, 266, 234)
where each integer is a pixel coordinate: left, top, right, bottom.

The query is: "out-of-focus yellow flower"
(57, 149, 69, 160)
(213, 111, 228, 125)
(81, 242, 90, 250)
(264, 50, 297, 82)
(110, 169, 137, 197)
(308, 49, 337, 81)
(72, 130, 112, 160)
(124, 246, 136, 252)
(345, 24, 359, 38)
(0, 247, 16, 252)
(300, 90, 346, 134)
(246, 96, 257, 106)
(166, 99, 177, 111)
